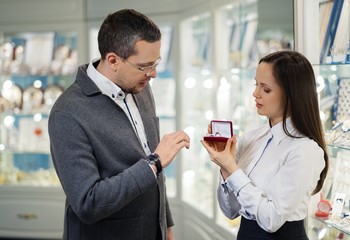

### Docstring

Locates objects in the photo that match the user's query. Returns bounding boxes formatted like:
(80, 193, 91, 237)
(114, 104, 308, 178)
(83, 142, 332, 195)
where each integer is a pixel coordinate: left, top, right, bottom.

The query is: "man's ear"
(106, 53, 120, 70)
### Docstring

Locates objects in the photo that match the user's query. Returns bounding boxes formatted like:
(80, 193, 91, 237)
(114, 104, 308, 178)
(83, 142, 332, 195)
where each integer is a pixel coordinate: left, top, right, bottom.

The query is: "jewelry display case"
(308, 63, 350, 240)
(0, 30, 78, 239)
(295, 0, 350, 238)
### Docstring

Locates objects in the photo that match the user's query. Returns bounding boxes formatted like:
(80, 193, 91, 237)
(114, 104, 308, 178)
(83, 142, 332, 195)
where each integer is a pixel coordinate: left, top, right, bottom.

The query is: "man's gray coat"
(48, 63, 173, 240)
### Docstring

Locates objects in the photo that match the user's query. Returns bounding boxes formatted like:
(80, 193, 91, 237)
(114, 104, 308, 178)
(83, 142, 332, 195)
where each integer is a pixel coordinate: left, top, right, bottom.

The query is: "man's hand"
(155, 130, 190, 168)
(167, 227, 175, 240)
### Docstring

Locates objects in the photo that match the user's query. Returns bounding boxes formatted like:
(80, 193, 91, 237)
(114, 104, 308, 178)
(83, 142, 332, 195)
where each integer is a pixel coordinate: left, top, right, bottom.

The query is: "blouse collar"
(270, 117, 299, 145)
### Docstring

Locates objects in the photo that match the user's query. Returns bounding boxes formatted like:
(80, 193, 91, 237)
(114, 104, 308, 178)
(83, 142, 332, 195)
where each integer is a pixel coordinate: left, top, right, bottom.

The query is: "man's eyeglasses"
(124, 57, 161, 76)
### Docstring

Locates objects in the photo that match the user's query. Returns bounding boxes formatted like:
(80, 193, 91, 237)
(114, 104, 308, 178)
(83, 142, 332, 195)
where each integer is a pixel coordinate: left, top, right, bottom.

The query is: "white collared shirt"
(86, 60, 151, 155)
(218, 117, 325, 232)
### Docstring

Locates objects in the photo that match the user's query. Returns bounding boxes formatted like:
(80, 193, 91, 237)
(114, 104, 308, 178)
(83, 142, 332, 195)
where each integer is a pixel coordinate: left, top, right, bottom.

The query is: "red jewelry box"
(203, 120, 233, 142)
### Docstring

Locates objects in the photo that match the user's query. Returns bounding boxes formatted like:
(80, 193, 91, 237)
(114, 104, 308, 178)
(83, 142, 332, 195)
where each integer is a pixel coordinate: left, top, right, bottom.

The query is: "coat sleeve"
(49, 110, 158, 224)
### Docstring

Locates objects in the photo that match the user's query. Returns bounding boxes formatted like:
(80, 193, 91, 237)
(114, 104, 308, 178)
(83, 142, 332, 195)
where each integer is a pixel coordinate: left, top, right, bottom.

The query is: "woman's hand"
(201, 136, 238, 180)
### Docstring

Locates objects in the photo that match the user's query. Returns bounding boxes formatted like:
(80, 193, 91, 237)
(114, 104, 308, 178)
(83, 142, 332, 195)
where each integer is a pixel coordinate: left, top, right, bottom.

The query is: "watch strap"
(147, 153, 162, 175)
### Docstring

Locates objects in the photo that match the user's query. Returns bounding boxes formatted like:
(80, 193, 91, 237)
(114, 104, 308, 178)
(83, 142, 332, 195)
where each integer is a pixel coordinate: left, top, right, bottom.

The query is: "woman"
(201, 51, 328, 239)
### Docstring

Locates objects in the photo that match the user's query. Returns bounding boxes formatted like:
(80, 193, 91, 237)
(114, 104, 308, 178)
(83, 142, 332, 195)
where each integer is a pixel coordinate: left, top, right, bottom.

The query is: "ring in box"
(203, 120, 233, 142)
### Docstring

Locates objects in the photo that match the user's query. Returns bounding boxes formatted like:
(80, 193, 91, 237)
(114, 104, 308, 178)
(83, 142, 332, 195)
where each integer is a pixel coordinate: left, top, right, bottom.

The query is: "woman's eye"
(264, 88, 271, 93)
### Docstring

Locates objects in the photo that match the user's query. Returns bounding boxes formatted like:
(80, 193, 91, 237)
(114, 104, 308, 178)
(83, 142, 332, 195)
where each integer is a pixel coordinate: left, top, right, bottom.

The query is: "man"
(48, 9, 190, 240)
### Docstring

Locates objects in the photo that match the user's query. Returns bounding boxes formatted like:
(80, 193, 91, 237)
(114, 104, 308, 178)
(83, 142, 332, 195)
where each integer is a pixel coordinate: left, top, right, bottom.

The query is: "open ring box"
(203, 120, 233, 142)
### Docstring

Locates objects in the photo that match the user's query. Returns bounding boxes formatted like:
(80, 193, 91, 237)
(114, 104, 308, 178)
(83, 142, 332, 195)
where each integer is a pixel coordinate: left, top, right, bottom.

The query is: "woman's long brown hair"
(259, 51, 328, 195)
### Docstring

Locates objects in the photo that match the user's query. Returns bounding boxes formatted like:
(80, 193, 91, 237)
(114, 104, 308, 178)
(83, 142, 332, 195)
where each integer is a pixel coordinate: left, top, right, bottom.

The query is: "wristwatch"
(147, 153, 162, 175)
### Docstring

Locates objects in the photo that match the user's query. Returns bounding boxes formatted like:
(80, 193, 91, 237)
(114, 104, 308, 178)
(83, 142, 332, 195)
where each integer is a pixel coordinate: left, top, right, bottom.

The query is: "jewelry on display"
(315, 194, 331, 218)
(203, 120, 233, 142)
(1, 82, 22, 109)
(22, 85, 44, 112)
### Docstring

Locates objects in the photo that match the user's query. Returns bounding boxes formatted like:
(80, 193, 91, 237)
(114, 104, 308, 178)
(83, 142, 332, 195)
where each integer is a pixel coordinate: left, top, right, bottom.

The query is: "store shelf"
(0, 185, 65, 239)
(312, 215, 350, 236)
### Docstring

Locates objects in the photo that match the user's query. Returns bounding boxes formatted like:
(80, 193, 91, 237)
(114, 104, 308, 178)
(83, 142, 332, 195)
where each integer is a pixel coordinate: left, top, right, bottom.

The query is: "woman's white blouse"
(218, 118, 325, 233)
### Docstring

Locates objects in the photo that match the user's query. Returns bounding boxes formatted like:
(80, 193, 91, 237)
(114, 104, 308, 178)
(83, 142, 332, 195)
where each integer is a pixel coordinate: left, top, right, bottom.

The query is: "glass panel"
(0, 31, 77, 186)
(151, 25, 177, 197)
(316, 63, 350, 149)
(180, 12, 216, 217)
(217, 68, 265, 135)
(319, 0, 349, 64)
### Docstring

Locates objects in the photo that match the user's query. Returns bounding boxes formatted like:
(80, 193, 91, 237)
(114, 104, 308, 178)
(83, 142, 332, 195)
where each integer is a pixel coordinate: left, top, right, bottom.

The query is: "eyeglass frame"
(124, 57, 161, 75)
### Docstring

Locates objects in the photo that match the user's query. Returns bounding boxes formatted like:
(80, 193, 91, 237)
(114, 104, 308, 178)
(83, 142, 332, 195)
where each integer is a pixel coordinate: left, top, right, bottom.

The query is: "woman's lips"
(256, 102, 263, 108)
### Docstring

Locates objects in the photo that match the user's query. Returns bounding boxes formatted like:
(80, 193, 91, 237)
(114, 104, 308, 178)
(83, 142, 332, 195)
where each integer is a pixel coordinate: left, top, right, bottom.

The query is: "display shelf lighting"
(203, 78, 213, 89)
(3, 115, 15, 128)
(205, 110, 213, 120)
(184, 77, 196, 89)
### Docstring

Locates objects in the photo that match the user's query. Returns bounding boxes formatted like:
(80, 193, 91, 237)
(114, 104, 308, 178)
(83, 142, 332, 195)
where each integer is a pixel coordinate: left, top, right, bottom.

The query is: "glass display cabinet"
(0, 30, 78, 238)
(307, 63, 350, 240)
(301, 0, 350, 237)
(179, 11, 217, 217)
(0, 31, 77, 186)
